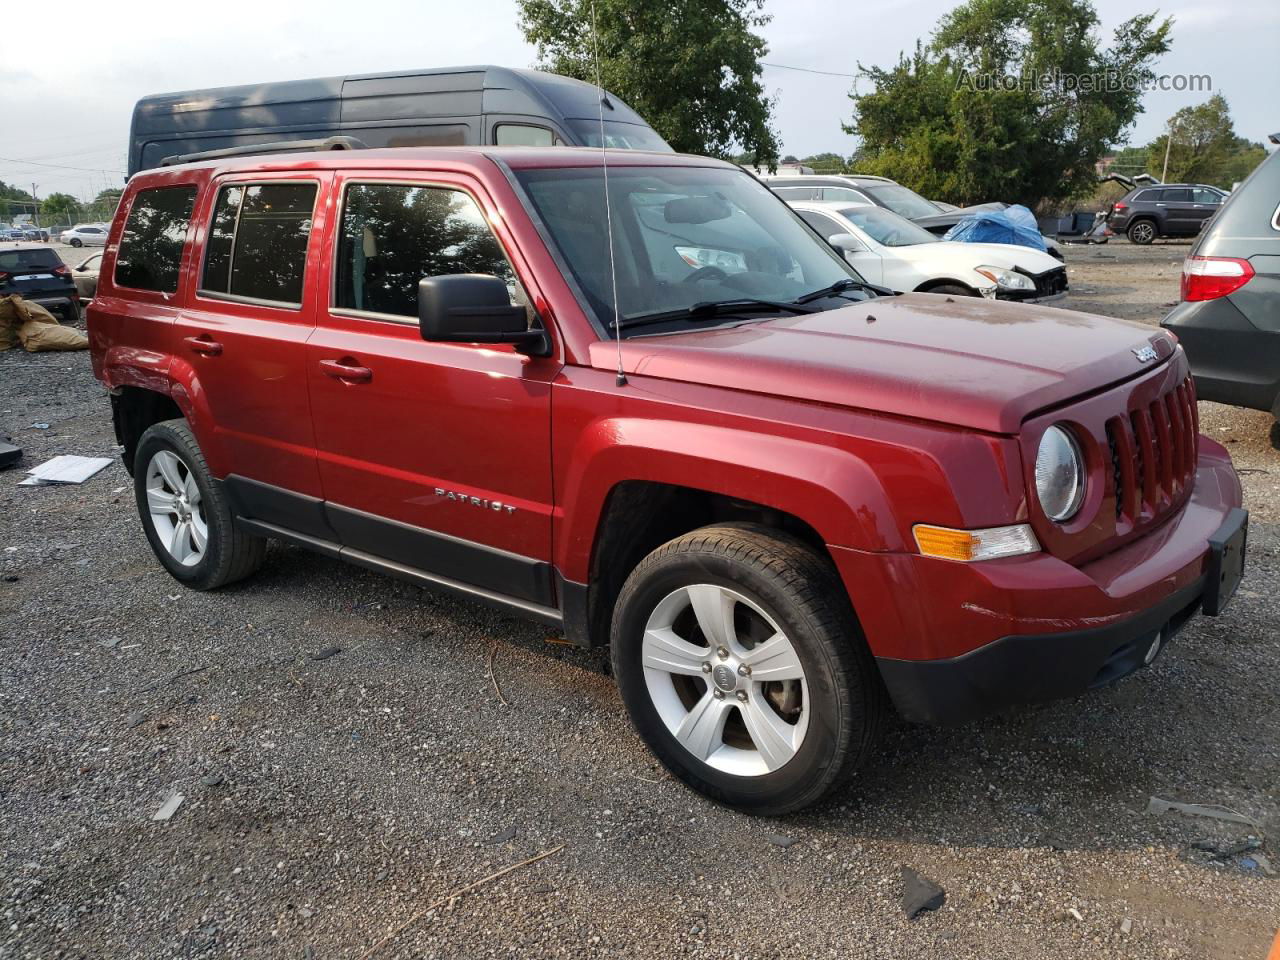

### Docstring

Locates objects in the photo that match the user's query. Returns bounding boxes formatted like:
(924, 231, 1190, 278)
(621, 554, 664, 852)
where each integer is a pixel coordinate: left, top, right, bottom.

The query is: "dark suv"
(1107, 183, 1227, 244)
(0, 245, 79, 321)
(1162, 141, 1280, 434)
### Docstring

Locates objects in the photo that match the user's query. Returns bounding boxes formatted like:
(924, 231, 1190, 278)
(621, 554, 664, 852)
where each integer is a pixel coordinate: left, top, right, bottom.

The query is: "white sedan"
(59, 224, 109, 248)
(790, 201, 1068, 302)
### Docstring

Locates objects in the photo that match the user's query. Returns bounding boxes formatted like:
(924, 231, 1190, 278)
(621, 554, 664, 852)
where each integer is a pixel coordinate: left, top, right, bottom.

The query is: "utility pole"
(1160, 124, 1177, 184)
(30, 183, 39, 227)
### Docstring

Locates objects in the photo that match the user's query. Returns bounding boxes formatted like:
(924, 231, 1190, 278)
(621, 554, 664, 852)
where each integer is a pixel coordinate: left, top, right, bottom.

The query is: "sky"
(1, 0, 1276, 202)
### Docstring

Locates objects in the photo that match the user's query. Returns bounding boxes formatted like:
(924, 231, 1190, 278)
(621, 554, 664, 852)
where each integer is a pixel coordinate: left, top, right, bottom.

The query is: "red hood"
(588, 294, 1179, 434)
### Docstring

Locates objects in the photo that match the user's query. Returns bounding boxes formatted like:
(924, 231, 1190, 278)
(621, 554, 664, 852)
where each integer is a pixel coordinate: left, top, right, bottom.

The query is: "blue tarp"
(942, 204, 1047, 252)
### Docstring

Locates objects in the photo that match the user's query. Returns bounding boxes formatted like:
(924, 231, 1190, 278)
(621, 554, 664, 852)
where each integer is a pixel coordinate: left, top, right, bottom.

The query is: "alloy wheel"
(145, 450, 208, 567)
(641, 583, 810, 777)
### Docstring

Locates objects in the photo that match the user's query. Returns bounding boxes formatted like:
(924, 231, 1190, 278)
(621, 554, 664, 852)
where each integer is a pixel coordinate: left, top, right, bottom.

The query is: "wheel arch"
(556, 418, 901, 648)
(913, 277, 979, 295)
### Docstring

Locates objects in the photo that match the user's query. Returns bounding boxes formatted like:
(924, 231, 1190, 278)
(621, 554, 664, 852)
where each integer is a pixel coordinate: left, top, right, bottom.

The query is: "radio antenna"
(590, 0, 627, 387)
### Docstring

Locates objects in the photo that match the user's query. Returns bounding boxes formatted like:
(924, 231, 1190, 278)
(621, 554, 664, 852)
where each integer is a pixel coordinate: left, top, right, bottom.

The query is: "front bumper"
(830, 439, 1245, 723)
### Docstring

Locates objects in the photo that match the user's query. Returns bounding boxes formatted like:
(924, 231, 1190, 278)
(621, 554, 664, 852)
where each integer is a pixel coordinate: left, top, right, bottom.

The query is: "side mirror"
(417, 274, 549, 355)
(827, 232, 863, 254)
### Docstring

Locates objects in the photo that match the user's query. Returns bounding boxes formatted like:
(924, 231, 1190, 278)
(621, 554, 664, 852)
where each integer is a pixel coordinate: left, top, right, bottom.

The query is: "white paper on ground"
(19, 455, 114, 486)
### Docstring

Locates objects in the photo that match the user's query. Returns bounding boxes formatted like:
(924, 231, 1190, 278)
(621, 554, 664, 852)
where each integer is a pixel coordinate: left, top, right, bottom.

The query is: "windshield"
(565, 119, 674, 152)
(860, 183, 941, 220)
(515, 165, 864, 333)
(836, 206, 939, 247)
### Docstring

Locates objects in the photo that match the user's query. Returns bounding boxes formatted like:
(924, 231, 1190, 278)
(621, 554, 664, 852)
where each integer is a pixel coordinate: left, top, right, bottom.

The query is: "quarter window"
(199, 182, 317, 306)
(113, 185, 197, 293)
(335, 183, 520, 318)
(495, 124, 557, 147)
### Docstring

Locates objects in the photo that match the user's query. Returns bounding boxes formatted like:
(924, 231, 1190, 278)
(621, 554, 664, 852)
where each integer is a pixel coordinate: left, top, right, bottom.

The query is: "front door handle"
(184, 334, 223, 356)
(319, 357, 373, 384)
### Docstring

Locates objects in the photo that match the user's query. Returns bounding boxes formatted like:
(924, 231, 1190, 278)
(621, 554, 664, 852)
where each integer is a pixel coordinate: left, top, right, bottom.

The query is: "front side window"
(199, 182, 317, 306)
(820, 187, 870, 203)
(1192, 187, 1223, 204)
(113, 185, 198, 293)
(564, 119, 673, 152)
(334, 183, 519, 318)
(797, 210, 848, 241)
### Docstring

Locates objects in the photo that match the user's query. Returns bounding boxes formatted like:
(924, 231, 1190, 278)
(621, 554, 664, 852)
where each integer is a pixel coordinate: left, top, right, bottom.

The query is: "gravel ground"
(1, 238, 1277, 960)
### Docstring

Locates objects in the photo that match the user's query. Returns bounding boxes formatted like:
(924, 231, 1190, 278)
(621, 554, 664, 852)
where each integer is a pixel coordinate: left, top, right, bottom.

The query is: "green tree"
(1145, 95, 1265, 187)
(0, 181, 36, 221)
(800, 152, 853, 172)
(85, 187, 124, 223)
(517, 0, 780, 164)
(848, 0, 1172, 208)
(40, 192, 81, 221)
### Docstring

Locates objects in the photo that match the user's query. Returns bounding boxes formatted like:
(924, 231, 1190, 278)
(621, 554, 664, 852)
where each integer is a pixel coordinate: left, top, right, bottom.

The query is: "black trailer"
(129, 65, 670, 176)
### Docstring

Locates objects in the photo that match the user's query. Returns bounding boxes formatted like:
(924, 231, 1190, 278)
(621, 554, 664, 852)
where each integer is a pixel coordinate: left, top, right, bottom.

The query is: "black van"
(128, 65, 671, 175)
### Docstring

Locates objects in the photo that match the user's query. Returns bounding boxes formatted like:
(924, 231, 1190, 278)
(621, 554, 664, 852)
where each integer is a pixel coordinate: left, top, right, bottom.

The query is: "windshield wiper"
(617, 297, 816, 331)
(794, 278, 893, 303)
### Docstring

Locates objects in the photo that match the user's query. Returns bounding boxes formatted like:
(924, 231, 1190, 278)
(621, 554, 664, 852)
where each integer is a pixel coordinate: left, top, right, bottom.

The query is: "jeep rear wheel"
(1127, 219, 1156, 245)
(133, 419, 266, 590)
(611, 524, 885, 815)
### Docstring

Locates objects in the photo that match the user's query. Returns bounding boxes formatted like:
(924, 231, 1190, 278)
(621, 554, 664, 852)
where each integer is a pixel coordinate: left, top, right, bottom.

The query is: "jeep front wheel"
(611, 524, 885, 815)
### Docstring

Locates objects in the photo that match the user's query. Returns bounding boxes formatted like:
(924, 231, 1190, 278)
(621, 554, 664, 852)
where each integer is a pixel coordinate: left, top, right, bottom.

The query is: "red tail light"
(53, 263, 71, 276)
(0, 271, 9, 284)
(1113, 201, 1128, 212)
(1181, 256, 1255, 302)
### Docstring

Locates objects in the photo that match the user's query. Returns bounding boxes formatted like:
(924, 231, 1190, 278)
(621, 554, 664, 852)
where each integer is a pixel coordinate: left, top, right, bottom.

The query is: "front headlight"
(975, 265, 1035, 291)
(1035, 424, 1085, 522)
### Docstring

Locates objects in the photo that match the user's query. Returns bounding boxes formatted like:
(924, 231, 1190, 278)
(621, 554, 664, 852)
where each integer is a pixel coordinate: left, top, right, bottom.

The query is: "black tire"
(63, 300, 80, 325)
(1127, 219, 1156, 245)
(611, 523, 886, 815)
(924, 283, 977, 297)
(1269, 420, 1280, 453)
(133, 419, 266, 590)
(69, 238, 82, 248)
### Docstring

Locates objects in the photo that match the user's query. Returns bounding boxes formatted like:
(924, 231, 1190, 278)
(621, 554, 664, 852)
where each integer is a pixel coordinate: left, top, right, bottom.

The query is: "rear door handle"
(319, 357, 373, 383)
(184, 334, 223, 356)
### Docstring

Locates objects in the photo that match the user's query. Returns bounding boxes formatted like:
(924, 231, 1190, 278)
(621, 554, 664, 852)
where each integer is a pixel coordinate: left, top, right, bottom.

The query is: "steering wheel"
(681, 265, 729, 285)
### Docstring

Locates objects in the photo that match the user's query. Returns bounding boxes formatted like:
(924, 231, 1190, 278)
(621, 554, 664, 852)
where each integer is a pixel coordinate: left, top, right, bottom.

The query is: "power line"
(761, 61, 858, 79)
(0, 155, 126, 174)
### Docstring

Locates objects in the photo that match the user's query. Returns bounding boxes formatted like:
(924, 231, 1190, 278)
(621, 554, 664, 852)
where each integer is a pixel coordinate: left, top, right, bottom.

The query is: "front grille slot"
(1110, 375, 1198, 527)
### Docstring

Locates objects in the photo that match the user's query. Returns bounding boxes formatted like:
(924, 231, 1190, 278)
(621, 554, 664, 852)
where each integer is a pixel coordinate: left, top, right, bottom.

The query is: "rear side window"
(199, 182, 317, 306)
(495, 124, 557, 147)
(334, 183, 519, 318)
(113, 186, 198, 293)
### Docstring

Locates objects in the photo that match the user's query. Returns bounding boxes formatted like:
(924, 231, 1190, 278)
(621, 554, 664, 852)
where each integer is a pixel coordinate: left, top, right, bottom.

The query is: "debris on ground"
(488, 825, 517, 844)
(18, 454, 112, 486)
(901, 867, 945, 919)
(765, 833, 797, 849)
(0, 440, 20, 469)
(1146, 797, 1261, 829)
(311, 645, 343, 661)
(151, 793, 184, 822)
(1120, 917, 1133, 935)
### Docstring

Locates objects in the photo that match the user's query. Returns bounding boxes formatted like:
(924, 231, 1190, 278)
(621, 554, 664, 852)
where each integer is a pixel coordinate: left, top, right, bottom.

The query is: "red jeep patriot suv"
(88, 146, 1247, 814)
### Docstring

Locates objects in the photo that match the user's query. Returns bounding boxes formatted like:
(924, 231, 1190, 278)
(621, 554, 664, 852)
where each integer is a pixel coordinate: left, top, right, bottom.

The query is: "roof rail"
(157, 136, 368, 167)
